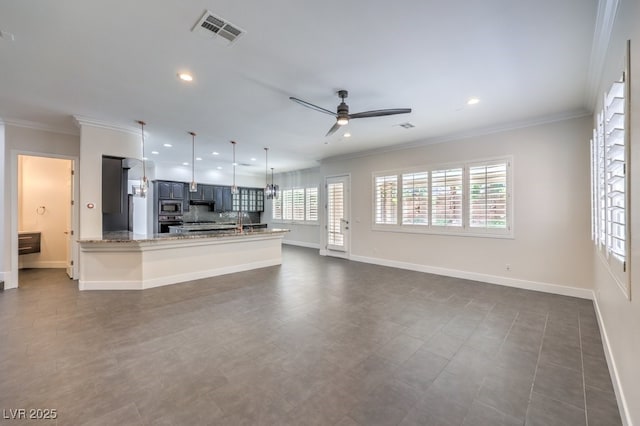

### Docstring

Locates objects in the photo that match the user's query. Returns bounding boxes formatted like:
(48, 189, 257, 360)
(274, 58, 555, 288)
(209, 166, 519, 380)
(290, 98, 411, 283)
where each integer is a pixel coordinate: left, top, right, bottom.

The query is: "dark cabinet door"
(202, 185, 215, 201)
(171, 182, 185, 200)
(256, 189, 264, 212)
(102, 157, 123, 213)
(157, 182, 172, 199)
(222, 186, 233, 211)
(213, 186, 233, 211)
(189, 184, 203, 200)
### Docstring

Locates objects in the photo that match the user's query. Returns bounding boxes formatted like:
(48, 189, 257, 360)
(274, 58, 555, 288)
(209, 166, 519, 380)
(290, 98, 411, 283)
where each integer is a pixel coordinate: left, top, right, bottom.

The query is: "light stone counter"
(78, 229, 289, 290)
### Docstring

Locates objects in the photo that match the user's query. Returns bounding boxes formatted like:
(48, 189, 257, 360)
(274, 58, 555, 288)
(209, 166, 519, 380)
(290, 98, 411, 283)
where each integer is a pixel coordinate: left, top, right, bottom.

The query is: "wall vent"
(192, 10, 245, 45)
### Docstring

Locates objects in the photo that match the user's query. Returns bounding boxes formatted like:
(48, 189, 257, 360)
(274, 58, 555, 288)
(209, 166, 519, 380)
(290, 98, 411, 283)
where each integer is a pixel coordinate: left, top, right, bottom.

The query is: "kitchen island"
(78, 228, 289, 290)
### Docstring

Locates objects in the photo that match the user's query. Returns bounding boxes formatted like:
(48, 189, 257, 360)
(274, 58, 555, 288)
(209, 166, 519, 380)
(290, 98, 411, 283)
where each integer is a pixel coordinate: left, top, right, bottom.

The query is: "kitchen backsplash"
(183, 205, 261, 224)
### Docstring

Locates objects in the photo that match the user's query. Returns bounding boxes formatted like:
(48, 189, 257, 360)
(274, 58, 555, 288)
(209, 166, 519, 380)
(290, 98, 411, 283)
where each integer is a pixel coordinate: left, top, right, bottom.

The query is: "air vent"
(397, 122, 416, 129)
(192, 10, 245, 45)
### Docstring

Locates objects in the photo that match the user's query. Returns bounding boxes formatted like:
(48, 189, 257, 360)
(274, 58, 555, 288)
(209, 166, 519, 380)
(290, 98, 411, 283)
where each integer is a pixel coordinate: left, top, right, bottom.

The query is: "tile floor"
(0, 246, 621, 425)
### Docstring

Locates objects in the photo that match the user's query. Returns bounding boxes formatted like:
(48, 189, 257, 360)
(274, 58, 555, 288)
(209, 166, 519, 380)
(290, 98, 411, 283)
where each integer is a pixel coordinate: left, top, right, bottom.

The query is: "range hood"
(189, 200, 215, 208)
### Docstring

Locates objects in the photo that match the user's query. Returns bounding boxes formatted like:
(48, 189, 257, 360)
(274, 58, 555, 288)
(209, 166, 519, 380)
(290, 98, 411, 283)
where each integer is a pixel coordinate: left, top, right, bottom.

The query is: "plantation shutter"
(469, 163, 508, 229)
(272, 195, 282, 220)
(431, 168, 463, 227)
(292, 188, 305, 221)
(306, 187, 318, 221)
(402, 172, 429, 225)
(375, 175, 398, 225)
(604, 78, 626, 262)
(282, 189, 293, 220)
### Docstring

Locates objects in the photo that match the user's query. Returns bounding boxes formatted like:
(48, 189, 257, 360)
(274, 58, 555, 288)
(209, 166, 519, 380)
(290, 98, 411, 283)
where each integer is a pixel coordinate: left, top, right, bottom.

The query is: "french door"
(326, 175, 350, 256)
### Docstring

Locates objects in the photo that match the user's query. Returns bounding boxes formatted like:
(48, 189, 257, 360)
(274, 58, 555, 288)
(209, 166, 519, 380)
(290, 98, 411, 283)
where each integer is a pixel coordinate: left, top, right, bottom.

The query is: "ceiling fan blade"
(325, 122, 341, 137)
(289, 97, 337, 117)
(349, 108, 412, 119)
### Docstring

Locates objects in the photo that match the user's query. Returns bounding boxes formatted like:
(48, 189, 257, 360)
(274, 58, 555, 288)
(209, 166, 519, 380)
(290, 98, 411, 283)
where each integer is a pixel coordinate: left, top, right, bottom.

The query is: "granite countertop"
(79, 228, 289, 243)
(169, 223, 268, 231)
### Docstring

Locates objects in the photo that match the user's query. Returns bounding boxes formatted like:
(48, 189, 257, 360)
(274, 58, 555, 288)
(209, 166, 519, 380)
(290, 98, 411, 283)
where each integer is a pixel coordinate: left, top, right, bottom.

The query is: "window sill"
(372, 225, 514, 239)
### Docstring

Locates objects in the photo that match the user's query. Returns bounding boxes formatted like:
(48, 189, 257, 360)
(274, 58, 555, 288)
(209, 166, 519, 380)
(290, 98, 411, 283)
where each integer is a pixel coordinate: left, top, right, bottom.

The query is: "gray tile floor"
(0, 246, 621, 425)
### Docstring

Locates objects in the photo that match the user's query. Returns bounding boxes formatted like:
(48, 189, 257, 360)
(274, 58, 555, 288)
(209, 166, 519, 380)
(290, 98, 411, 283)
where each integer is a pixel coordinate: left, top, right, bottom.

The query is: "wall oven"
(159, 200, 182, 215)
(157, 215, 183, 233)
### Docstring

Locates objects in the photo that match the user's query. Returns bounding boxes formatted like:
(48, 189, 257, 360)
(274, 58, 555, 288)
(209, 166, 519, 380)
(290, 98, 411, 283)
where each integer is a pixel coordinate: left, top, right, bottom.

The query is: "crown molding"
(0, 117, 79, 136)
(321, 109, 592, 164)
(585, 0, 621, 108)
(73, 115, 141, 136)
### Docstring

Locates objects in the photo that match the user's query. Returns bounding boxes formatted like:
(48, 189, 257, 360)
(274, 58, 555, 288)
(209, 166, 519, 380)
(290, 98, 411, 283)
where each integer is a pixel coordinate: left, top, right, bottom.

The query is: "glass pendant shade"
(189, 131, 197, 192)
(137, 120, 148, 198)
(231, 141, 238, 194)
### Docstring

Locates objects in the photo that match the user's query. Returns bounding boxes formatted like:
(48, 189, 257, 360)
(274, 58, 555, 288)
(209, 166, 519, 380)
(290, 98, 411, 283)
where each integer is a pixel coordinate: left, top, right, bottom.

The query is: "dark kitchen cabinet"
(158, 181, 185, 200)
(214, 186, 233, 212)
(189, 184, 215, 201)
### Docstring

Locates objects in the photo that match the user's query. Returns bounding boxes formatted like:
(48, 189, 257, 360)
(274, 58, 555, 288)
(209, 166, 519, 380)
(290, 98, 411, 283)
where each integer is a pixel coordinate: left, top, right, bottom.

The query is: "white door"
(326, 175, 350, 256)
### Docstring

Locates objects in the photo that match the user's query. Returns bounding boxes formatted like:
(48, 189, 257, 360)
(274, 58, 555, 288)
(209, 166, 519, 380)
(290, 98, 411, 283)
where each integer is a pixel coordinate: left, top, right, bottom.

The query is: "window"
(373, 158, 511, 237)
(469, 163, 508, 230)
(431, 168, 463, 228)
(402, 172, 428, 225)
(591, 73, 628, 293)
(374, 175, 398, 225)
(306, 187, 318, 221)
(271, 187, 319, 223)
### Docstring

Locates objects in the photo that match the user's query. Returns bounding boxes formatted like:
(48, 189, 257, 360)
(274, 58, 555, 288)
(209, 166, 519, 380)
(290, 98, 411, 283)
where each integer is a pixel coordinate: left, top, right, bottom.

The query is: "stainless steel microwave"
(159, 200, 182, 214)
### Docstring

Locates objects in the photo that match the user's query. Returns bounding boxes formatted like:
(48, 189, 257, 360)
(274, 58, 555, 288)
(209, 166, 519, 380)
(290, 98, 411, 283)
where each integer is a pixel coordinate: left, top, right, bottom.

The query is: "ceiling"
(0, 0, 598, 176)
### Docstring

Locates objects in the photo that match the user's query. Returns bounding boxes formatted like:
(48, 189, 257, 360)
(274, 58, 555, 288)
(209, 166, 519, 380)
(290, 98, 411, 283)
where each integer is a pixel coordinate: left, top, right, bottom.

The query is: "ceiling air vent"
(192, 10, 245, 45)
(397, 122, 415, 129)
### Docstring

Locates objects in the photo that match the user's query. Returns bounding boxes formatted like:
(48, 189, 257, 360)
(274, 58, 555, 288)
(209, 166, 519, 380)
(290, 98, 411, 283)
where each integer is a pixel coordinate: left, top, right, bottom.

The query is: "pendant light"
(264, 147, 274, 199)
(230, 140, 238, 195)
(189, 131, 197, 192)
(270, 167, 279, 199)
(136, 120, 148, 198)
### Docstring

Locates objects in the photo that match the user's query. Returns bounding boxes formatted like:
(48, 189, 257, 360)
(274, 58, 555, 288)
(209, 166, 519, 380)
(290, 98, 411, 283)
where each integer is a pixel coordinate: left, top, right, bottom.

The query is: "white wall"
(78, 124, 141, 238)
(0, 124, 80, 288)
(591, 0, 640, 423)
(18, 156, 72, 268)
(263, 168, 321, 248)
(320, 116, 593, 295)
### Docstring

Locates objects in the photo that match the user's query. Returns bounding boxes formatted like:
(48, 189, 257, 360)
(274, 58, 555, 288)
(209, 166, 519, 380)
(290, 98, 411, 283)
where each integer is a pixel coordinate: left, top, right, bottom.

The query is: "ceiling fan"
(289, 90, 412, 136)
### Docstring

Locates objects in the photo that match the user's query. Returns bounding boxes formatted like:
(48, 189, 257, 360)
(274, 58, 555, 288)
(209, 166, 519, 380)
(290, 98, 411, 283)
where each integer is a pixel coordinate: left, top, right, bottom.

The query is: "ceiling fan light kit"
(289, 89, 411, 136)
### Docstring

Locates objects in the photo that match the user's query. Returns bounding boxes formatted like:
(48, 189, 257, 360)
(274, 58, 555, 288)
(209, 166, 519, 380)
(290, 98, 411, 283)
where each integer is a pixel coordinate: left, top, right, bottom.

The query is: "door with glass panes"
(325, 175, 350, 255)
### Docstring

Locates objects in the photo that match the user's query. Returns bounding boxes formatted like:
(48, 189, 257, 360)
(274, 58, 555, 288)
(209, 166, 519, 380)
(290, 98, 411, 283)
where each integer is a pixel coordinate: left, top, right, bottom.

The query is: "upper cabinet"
(189, 184, 215, 202)
(214, 186, 233, 212)
(233, 187, 264, 212)
(157, 181, 185, 200)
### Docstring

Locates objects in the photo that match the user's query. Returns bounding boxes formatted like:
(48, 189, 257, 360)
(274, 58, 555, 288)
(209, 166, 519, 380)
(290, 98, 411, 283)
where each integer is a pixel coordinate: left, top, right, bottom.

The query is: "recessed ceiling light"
(142, 157, 148, 160)
(182, 162, 189, 166)
(163, 143, 172, 147)
(344, 132, 351, 138)
(178, 72, 193, 82)
(251, 158, 256, 161)
(212, 151, 219, 156)
(467, 97, 480, 105)
(196, 157, 202, 161)
(151, 151, 159, 155)
(217, 166, 222, 170)
(232, 162, 238, 166)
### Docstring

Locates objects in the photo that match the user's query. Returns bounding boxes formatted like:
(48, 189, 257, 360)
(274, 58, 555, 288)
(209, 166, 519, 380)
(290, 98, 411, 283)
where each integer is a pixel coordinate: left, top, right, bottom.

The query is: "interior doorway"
(17, 155, 75, 282)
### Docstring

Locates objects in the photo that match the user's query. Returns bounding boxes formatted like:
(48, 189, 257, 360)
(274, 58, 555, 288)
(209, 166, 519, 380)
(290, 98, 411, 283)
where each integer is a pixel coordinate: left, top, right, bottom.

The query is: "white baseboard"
(79, 259, 281, 291)
(18, 261, 67, 269)
(0, 270, 18, 289)
(283, 240, 320, 249)
(349, 254, 594, 300)
(592, 296, 631, 426)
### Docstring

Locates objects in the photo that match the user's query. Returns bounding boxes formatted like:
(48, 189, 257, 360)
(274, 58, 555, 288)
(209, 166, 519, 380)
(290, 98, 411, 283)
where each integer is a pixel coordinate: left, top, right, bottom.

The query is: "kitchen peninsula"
(78, 228, 289, 290)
